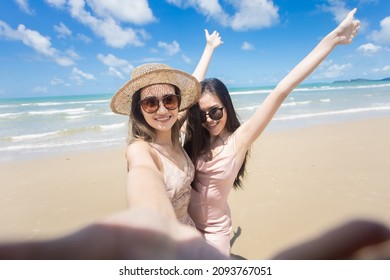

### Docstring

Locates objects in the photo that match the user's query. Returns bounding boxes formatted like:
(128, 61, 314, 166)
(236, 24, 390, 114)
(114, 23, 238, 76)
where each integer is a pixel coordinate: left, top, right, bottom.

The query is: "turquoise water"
(1, 81, 390, 161)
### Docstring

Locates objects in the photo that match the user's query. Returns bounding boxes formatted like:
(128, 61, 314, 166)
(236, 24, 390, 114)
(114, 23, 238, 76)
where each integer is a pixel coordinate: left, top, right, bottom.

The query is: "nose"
(156, 101, 168, 113)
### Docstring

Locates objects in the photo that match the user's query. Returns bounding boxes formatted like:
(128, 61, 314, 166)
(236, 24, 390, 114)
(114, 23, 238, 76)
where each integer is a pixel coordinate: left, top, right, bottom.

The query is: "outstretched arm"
(0, 142, 228, 260)
(192, 29, 223, 82)
(235, 8, 360, 154)
(179, 29, 223, 126)
(125, 141, 176, 221)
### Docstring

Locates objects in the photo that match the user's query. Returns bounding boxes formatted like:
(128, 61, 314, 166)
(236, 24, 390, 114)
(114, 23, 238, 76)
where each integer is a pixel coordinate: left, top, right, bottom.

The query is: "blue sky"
(0, 0, 389, 98)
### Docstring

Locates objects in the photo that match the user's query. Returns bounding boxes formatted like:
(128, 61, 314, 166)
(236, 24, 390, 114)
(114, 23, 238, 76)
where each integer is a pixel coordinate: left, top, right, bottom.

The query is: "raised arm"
(192, 29, 223, 82)
(236, 8, 360, 152)
(179, 29, 223, 126)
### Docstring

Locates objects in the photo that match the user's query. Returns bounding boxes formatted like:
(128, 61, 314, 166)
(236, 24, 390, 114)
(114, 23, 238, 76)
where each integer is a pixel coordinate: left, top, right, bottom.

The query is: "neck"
(155, 130, 174, 147)
(210, 130, 228, 145)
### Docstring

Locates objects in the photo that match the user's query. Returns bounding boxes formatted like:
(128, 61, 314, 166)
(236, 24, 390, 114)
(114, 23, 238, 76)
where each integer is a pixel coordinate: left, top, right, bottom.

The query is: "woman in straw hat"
(110, 30, 222, 226)
(184, 9, 360, 256)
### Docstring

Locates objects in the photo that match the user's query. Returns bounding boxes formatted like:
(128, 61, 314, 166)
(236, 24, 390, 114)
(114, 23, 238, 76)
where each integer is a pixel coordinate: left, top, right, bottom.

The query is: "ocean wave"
(282, 101, 312, 107)
(229, 82, 390, 95)
(0, 137, 126, 152)
(0, 112, 24, 119)
(230, 89, 271, 95)
(65, 115, 89, 119)
(0, 104, 18, 108)
(236, 100, 313, 111)
(293, 83, 390, 93)
(274, 105, 390, 121)
(6, 122, 127, 141)
(20, 99, 109, 107)
(11, 131, 61, 141)
(21, 102, 63, 106)
(27, 108, 87, 116)
(99, 122, 126, 131)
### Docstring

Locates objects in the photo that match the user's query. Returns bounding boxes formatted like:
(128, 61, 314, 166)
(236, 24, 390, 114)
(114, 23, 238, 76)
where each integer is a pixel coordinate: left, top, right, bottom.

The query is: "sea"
(1, 80, 390, 162)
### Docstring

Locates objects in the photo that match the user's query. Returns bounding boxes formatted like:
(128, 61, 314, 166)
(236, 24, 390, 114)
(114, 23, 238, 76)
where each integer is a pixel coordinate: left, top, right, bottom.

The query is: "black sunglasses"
(139, 94, 181, 114)
(200, 107, 224, 123)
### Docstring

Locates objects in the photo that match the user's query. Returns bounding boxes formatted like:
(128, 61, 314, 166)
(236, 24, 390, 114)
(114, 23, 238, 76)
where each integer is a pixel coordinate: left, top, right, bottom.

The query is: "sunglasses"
(139, 94, 181, 114)
(200, 106, 224, 123)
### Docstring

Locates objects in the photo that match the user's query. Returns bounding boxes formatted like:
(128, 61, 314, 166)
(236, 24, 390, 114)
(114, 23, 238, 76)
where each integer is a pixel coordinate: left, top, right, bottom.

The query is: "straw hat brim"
(110, 68, 200, 116)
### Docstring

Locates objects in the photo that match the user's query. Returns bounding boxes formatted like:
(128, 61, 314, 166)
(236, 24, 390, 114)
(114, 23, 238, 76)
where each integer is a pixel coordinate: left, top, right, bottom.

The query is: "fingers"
(204, 29, 210, 38)
(349, 7, 357, 17)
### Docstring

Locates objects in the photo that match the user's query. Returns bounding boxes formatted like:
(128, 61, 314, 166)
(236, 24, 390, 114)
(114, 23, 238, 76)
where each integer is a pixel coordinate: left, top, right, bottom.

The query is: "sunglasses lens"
(200, 107, 223, 123)
(209, 107, 223, 121)
(139, 94, 180, 113)
(163, 95, 180, 110)
(140, 98, 159, 113)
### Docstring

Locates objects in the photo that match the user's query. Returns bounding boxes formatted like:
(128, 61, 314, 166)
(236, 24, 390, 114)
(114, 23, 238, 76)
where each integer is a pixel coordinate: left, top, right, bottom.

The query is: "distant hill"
(333, 77, 390, 83)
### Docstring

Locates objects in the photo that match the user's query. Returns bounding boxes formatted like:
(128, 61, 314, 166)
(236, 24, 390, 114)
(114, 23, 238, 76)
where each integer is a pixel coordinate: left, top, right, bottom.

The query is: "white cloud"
(0, 21, 22, 40)
(45, 0, 150, 48)
(319, 0, 350, 23)
(65, 49, 81, 60)
(369, 16, 390, 46)
(97, 53, 129, 68)
(15, 0, 35, 15)
(108, 67, 125, 79)
(316, 59, 353, 78)
(51, 77, 66, 85)
(167, 0, 279, 31)
(77, 33, 92, 43)
(54, 22, 72, 38)
(71, 67, 95, 85)
(241, 41, 254, 51)
(97, 53, 133, 79)
(158, 40, 180, 55)
(230, 0, 279, 31)
(182, 54, 192, 64)
(357, 43, 382, 55)
(372, 65, 390, 74)
(33, 86, 48, 93)
(45, 0, 67, 8)
(86, 0, 156, 25)
(17, 24, 56, 57)
(0, 21, 75, 66)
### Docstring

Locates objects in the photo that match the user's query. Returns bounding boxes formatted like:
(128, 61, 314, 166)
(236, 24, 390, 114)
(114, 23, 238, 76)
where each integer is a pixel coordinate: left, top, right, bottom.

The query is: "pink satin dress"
(188, 134, 240, 256)
(150, 143, 196, 227)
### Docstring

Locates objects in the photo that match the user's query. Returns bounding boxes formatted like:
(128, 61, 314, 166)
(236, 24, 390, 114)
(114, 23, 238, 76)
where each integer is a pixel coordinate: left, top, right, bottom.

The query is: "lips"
(205, 120, 219, 130)
(154, 115, 171, 123)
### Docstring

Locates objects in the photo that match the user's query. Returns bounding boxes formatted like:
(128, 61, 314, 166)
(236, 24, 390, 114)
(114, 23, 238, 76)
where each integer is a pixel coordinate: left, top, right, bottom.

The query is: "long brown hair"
(184, 78, 249, 189)
(129, 86, 181, 146)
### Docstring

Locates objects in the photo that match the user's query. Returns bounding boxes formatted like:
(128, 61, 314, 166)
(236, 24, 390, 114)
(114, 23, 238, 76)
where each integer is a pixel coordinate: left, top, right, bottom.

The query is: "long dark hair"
(183, 78, 249, 189)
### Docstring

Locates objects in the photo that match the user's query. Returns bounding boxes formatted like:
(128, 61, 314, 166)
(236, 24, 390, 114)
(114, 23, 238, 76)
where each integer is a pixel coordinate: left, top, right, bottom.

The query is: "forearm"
(275, 31, 337, 96)
(192, 44, 216, 82)
(126, 166, 176, 221)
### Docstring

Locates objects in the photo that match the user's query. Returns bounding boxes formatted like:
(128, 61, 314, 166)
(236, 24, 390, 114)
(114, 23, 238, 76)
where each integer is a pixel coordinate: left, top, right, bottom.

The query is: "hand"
(333, 8, 360, 44)
(272, 219, 390, 260)
(205, 29, 223, 49)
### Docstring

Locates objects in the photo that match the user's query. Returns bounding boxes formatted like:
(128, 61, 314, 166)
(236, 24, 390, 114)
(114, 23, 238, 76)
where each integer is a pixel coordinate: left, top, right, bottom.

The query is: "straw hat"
(110, 63, 200, 115)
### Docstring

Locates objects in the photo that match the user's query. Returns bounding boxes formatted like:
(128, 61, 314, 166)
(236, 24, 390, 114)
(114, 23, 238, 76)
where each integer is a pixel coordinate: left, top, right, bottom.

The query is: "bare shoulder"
(126, 141, 161, 171)
(126, 141, 150, 156)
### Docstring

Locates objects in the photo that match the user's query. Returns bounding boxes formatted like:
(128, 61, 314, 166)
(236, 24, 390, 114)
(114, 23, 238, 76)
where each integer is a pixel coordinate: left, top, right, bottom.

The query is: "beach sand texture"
(1, 117, 389, 259)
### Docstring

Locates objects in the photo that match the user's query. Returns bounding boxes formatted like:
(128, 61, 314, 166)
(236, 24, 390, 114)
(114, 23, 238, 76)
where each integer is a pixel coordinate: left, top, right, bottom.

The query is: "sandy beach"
(1, 116, 389, 259)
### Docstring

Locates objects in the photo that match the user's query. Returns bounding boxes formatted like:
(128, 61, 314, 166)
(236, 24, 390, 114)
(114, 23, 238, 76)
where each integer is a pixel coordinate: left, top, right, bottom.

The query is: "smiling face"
(198, 91, 227, 138)
(140, 84, 179, 133)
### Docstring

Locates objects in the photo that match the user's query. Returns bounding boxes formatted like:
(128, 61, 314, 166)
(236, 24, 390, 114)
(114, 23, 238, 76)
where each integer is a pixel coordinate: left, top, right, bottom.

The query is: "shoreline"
(1, 116, 389, 259)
